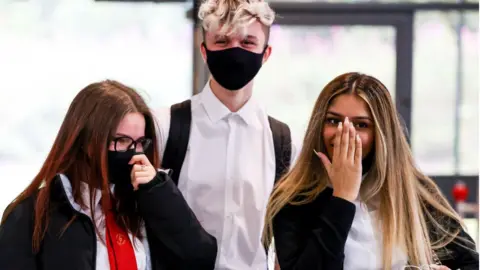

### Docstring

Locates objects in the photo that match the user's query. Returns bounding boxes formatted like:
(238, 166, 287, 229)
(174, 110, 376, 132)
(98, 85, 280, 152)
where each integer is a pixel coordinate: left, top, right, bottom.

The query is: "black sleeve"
(0, 197, 38, 269)
(136, 171, 217, 269)
(440, 226, 479, 270)
(273, 195, 356, 270)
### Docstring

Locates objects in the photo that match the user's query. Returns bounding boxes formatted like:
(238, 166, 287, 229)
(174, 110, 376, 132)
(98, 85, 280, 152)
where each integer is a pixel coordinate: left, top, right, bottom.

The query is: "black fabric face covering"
(203, 43, 266, 91)
(107, 149, 141, 187)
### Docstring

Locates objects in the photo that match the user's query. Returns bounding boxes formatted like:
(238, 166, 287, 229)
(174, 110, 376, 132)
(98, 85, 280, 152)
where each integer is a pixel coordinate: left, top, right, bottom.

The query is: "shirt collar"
(199, 81, 260, 126)
(59, 173, 107, 212)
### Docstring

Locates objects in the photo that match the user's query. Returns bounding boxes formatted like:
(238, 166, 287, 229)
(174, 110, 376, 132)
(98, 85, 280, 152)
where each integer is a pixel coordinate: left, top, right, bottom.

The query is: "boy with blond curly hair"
(156, 1, 294, 269)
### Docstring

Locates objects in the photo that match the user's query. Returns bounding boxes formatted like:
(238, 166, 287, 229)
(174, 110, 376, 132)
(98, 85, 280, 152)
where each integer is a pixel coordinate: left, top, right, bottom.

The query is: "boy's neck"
(209, 78, 253, 113)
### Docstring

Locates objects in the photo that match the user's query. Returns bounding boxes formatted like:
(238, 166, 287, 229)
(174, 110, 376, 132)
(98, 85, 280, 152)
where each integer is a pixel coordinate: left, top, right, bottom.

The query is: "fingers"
(130, 162, 157, 190)
(331, 118, 361, 167)
(314, 150, 331, 175)
(129, 154, 152, 166)
(131, 164, 156, 176)
(332, 121, 342, 162)
(132, 168, 150, 178)
(132, 164, 148, 171)
(340, 118, 350, 160)
(347, 122, 356, 161)
(354, 134, 362, 166)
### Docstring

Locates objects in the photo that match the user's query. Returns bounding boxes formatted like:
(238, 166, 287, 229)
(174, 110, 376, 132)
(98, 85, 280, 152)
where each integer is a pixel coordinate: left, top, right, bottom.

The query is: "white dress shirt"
(59, 174, 151, 270)
(155, 82, 296, 270)
(344, 200, 408, 270)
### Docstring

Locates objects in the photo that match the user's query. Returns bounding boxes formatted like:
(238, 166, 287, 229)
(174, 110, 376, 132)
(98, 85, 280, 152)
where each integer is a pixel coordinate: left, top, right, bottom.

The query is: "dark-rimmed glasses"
(111, 136, 152, 152)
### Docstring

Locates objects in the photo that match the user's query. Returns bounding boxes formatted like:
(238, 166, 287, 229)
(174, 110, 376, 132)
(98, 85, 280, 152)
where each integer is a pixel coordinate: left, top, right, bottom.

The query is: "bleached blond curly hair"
(198, 0, 275, 38)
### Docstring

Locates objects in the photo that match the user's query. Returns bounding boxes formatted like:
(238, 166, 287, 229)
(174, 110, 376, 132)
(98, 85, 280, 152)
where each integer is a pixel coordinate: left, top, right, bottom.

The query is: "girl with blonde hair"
(264, 72, 478, 270)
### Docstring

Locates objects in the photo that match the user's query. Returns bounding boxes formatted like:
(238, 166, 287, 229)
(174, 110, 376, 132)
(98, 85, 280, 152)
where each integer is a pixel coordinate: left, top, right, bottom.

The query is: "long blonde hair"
(263, 72, 473, 269)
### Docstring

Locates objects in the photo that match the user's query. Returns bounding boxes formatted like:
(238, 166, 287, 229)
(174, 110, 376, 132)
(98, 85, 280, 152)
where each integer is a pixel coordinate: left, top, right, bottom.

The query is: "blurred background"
(0, 0, 478, 250)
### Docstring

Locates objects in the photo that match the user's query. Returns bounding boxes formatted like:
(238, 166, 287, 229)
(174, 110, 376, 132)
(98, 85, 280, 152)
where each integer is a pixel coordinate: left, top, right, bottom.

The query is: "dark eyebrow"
(326, 111, 372, 121)
(244, 35, 259, 41)
(114, 133, 146, 140)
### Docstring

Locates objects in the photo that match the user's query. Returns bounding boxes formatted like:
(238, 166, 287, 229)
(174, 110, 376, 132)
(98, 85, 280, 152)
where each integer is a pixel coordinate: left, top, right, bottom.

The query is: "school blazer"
(273, 187, 479, 270)
(0, 172, 218, 270)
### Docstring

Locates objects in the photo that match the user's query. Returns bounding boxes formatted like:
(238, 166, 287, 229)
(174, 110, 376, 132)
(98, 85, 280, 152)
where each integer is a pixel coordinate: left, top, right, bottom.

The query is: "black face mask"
(107, 148, 139, 187)
(203, 43, 266, 91)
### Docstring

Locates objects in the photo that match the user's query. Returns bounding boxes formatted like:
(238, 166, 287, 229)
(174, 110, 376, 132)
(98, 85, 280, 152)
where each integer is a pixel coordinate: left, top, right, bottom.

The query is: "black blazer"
(0, 172, 217, 270)
(273, 187, 479, 270)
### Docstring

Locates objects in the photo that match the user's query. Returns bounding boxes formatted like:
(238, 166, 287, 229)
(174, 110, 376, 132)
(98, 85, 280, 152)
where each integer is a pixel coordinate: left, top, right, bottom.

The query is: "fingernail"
(338, 122, 342, 128)
(356, 134, 360, 140)
(345, 117, 349, 124)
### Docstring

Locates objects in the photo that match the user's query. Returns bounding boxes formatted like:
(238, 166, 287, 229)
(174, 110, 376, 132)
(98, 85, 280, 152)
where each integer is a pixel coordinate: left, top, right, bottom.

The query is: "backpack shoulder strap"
(162, 99, 192, 185)
(268, 116, 292, 184)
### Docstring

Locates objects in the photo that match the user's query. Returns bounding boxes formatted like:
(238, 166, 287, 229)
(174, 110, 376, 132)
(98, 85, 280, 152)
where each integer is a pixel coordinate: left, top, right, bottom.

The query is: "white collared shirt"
(326, 176, 408, 269)
(155, 82, 296, 270)
(59, 174, 151, 270)
(344, 200, 408, 270)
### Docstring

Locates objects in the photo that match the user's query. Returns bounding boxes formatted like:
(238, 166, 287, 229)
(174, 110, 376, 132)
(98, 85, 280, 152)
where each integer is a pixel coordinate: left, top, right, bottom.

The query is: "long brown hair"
(264, 72, 473, 268)
(1, 80, 159, 252)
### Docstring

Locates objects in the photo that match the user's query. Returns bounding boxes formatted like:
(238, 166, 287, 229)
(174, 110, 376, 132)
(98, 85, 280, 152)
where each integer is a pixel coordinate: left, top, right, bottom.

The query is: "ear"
(262, 45, 272, 64)
(200, 42, 207, 63)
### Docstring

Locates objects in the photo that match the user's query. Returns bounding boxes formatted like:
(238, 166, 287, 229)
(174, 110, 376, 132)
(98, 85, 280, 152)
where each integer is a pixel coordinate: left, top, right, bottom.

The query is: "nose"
(227, 39, 242, 49)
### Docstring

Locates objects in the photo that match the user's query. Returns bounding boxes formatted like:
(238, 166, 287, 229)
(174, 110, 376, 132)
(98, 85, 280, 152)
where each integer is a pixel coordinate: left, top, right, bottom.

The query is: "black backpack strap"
(161, 100, 192, 185)
(264, 116, 292, 256)
(268, 116, 292, 184)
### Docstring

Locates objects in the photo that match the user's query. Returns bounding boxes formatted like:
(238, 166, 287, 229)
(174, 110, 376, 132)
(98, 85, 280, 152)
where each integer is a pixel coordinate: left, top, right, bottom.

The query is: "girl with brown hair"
(0, 80, 217, 270)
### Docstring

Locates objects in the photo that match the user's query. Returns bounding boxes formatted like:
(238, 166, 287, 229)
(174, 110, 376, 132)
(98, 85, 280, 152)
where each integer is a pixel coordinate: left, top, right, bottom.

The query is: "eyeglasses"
(111, 136, 152, 152)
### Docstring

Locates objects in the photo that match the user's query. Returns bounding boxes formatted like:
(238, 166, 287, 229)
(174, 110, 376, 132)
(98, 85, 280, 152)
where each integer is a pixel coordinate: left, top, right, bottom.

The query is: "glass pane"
(464, 218, 479, 248)
(0, 1, 193, 213)
(411, 11, 478, 175)
(255, 25, 396, 147)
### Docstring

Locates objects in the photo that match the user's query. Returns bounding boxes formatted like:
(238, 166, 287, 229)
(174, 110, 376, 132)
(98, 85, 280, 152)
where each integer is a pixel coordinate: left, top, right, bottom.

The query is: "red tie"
(105, 211, 138, 270)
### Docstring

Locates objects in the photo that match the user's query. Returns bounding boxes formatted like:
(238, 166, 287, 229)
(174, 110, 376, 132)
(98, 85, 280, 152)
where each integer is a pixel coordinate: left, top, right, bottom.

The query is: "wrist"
(332, 190, 357, 202)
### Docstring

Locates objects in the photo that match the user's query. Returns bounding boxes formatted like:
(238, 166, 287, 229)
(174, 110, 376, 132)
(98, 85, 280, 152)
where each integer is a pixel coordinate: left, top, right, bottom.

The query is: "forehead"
(206, 20, 267, 41)
(327, 94, 371, 117)
(116, 112, 145, 139)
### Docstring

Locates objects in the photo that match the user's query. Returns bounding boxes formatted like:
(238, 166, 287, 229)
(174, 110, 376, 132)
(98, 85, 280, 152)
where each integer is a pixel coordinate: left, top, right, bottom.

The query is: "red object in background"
(452, 181, 469, 202)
